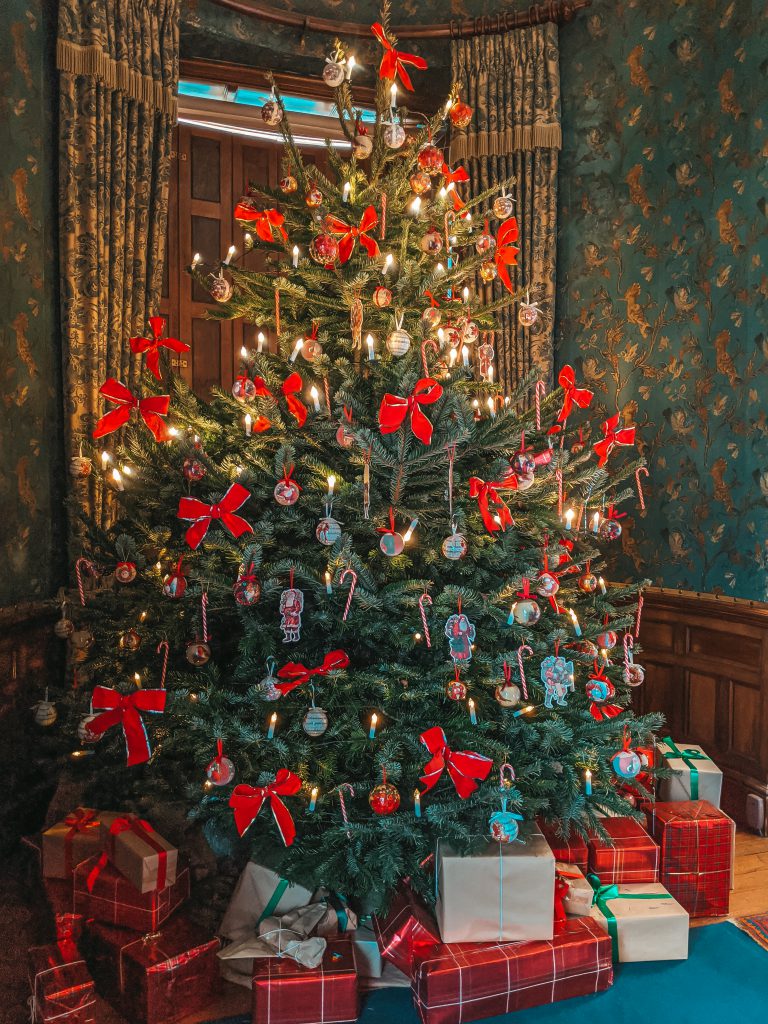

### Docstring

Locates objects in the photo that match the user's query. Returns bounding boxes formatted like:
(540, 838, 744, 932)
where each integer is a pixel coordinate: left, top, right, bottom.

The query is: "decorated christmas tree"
(64, 9, 660, 912)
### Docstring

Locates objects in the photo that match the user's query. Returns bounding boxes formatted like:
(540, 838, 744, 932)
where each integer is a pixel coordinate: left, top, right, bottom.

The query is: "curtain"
(451, 23, 561, 390)
(57, 0, 179, 526)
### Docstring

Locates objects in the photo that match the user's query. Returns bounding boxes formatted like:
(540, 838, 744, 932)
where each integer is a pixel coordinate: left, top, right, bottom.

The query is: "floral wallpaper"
(556, 0, 768, 600)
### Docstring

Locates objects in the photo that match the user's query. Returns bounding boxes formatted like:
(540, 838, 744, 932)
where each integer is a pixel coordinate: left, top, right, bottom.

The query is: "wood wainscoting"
(635, 587, 768, 829)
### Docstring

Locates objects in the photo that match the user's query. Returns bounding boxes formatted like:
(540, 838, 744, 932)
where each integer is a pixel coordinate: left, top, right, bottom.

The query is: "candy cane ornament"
(534, 380, 546, 431)
(419, 592, 433, 648)
(336, 782, 355, 839)
(635, 592, 644, 639)
(156, 639, 170, 688)
(635, 467, 649, 512)
(555, 468, 563, 518)
(201, 589, 209, 643)
(75, 557, 98, 606)
(499, 762, 516, 787)
(341, 567, 358, 622)
(421, 338, 439, 377)
(517, 643, 533, 700)
(623, 633, 634, 673)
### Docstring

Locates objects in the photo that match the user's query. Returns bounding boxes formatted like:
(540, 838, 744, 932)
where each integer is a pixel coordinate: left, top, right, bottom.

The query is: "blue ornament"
(489, 809, 524, 844)
(611, 749, 642, 780)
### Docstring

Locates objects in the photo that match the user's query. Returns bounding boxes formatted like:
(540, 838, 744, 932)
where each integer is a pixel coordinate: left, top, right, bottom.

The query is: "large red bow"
(325, 207, 380, 263)
(229, 770, 302, 846)
(469, 477, 514, 533)
(419, 726, 493, 800)
(594, 414, 636, 467)
(177, 482, 253, 550)
(252, 372, 308, 428)
(441, 162, 470, 212)
(130, 316, 190, 381)
(233, 205, 288, 243)
(551, 365, 593, 431)
(276, 649, 350, 695)
(92, 378, 171, 442)
(495, 218, 520, 292)
(87, 686, 166, 766)
(378, 378, 443, 445)
(371, 22, 427, 91)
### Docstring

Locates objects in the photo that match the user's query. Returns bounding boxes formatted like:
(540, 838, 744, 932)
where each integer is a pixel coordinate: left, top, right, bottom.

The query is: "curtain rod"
(205, 0, 591, 40)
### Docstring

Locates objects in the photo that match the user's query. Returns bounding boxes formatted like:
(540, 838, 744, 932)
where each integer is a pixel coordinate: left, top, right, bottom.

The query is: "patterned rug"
(737, 913, 768, 952)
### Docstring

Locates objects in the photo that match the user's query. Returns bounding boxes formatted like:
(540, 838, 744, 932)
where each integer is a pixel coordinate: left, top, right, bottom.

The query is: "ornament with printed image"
(383, 120, 406, 149)
(322, 47, 346, 87)
(599, 503, 625, 541)
(70, 627, 95, 659)
(541, 651, 575, 709)
(611, 726, 643, 780)
(259, 657, 282, 701)
(233, 562, 261, 606)
(70, 444, 93, 479)
(536, 570, 560, 600)
(518, 292, 543, 328)
(280, 574, 304, 643)
(261, 93, 283, 125)
(445, 606, 476, 663)
(585, 663, 622, 720)
(353, 121, 373, 159)
(302, 687, 329, 737)
(78, 709, 102, 744)
(316, 513, 342, 546)
(274, 465, 301, 506)
(373, 285, 392, 308)
(420, 227, 443, 255)
(442, 323, 462, 349)
(386, 313, 412, 357)
(280, 172, 298, 194)
(115, 561, 137, 584)
(442, 528, 467, 561)
(186, 591, 211, 665)
(490, 764, 525, 843)
(210, 272, 233, 303)
(509, 579, 541, 626)
(305, 182, 323, 208)
(493, 192, 515, 219)
(622, 634, 646, 687)
(162, 558, 187, 599)
(410, 170, 432, 195)
(207, 739, 235, 786)
(495, 660, 521, 707)
(378, 507, 405, 556)
(336, 406, 355, 448)
(422, 291, 441, 328)
(479, 258, 498, 283)
(475, 221, 496, 256)
(119, 628, 142, 653)
(597, 627, 618, 650)
(460, 318, 480, 345)
(32, 688, 58, 727)
(446, 666, 467, 701)
(478, 339, 495, 378)
(578, 570, 598, 594)
(183, 457, 206, 482)
(232, 374, 257, 401)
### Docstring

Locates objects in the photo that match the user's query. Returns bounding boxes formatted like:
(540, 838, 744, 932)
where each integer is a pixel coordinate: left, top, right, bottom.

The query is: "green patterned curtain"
(57, 0, 179, 526)
(451, 24, 561, 390)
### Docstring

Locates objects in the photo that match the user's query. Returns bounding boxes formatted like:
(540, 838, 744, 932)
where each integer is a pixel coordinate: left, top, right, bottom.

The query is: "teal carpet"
(209, 922, 766, 1024)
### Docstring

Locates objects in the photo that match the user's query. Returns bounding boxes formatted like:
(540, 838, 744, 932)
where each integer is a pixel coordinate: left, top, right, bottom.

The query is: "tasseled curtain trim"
(56, 38, 177, 116)
(450, 124, 562, 163)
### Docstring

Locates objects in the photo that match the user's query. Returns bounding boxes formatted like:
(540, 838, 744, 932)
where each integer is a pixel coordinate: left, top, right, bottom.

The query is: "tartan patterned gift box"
(251, 936, 359, 1024)
(74, 855, 190, 932)
(372, 884, 441, 975)
(28, 941, 96, 1024)
(588, 817, 659, 885)
(645, 800, 734, 917)
(538, 819, 589, 872)
(410, 917, 613, 1024)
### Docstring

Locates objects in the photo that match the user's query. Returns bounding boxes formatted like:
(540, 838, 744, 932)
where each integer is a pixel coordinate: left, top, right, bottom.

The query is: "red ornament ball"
(597, 630, 618, 650)
(578, 572, 598, 594)
(409, 171, 432, 195)
(417, 143, 444, 175)
(305, 184, 323, 208)
(115, 561, 137, 584)
(446, 679, 467, 701)
(280, 174, 298, 194)
(163, 569, 187, 599)
(599, 518, 623, 541)
(206, 754, 235, 786)
(449, 100, 473, 129)
(420, 227, 443, 255)
(373, 285, 392, 308)
(309, 233, 339, 265)
(368, 781, 400, 816)
(183, 458, 206, 482)
(479, 259, 498, 283)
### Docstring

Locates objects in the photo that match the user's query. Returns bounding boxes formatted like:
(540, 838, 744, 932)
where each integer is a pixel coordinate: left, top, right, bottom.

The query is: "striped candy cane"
(418, 592, 433, 648)
(336, 783, 355, 839)
(555, 468, 563, 518)
(341, 568, 358, 622)
(157, 639, 170, 688)
(534, 380, 546, 431)
(75, 557, 97, 606)
(623, 633, 634, 673)
(634, 592, 644, 639)
(635, 467, 649, 512)
(517, 644, 533, 700)
(499, 762, 516, 787)
(201, 589, 209, 642)
(421, 338, 439, 377)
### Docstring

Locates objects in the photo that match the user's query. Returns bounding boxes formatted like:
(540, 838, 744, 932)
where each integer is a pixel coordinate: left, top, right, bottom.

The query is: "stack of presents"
(29, 735, 734, 1024)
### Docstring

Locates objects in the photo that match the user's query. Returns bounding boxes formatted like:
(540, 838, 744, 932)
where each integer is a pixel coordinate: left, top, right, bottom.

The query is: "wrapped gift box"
(84, 914, 220, 1024)
(29, 941, 96, 1023)
(587, 817, 659, 885)
(411, 916, 613, 1024)
(42, 808, 114, 880)
(372, 884, 441, 976)
(351, 922, 383, 978)
(656, 737, 722, 807)
(252, 936, 358, 1024)
(537, 819, 588, 872)
(588, 880, 689, 962)
(435, 831, 555, 943)
(556, 862, 594, 918)
(100, 815, 177, 893)
(645, 800, 734, 917)
(74, 855, 189, 932)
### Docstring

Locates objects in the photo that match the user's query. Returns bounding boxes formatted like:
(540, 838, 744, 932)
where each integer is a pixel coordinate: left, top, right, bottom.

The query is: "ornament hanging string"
(635, 592, 644, 639)
(635, 467, 649, 512)
(534, 380, 546, 431)
(341, 567, 358, 621)
(517, 644, 533, 700)
(75, 558, 97, 606)
(201, 589, 209, 643)
(156, 639, 169, 688)
(336, 783, 355, 839)
(419, 592, 433, 648)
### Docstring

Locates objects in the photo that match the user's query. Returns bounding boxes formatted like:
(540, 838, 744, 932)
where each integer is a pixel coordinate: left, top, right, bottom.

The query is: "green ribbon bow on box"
(587, 873, 673, 961)
(660, 736, 711, 800)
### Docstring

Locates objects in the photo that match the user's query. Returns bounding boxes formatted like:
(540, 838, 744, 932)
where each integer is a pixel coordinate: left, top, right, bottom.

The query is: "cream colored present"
(556, 862, 594, 918)
(588, 881, 689, 962)
(656, 738, 722, 807)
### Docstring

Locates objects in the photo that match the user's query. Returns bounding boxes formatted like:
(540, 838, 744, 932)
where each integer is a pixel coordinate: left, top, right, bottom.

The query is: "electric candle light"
(414, 789, 422, 818)
(346, 54, 356, 79)
(462, 345, 470, 368)
(133, 672, 142, 688)
(240, 345, 248, 359)
(168, 426, 179, 437)
(598, 576, 607, 595)
(585, 769, 593, 796)
(513, 704, 535, 718)
(292, 245, 299, 268)
(368, 713, 378, 741)
(592, 511, 600, 534)
(487, 396, 496, 419)
(289, 337, 304, 363)
(437, 327, 445, 346)
(327, 475, 336, 496)
(383, 253, 394, 273)
(463, 286, 470, 304)
(224, 245, 236, 265)
(468, 698, 477, 725)
(342, 181, 351, 203)
(436, 262, 445, 274)
(191, 252, 201, 268)
(309, 787, 318, 813)
(564, 508, 575, 530)
(390, 83, 397, 110)
(448, 346, 458, 367)
(569, 609, 582, 637)
(111, 467, 123, 490)
(487, 365, 494, 384)
(410, 196, 422, 215)
(244, 232, 253, 247)
(325, 571, 332, 595)
(257, 331, 265, 353)
(100, 450, 110, 471)
(366, 334, 375, 361)
(244, 413, 252, 437)
(403, 518, 418, 542)
(310, 386, 321, 412)
(267, 712, 277, 740)
(438, 186, 447, 199)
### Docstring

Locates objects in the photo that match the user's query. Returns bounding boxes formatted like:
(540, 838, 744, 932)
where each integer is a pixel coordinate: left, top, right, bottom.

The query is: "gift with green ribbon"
(587, 873, 688, 962)
(658, 736, 720, 803)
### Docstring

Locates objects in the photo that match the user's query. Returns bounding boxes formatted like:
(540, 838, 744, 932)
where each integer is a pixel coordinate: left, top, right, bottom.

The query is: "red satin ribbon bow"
(587, 665, 622, 722)
(469, 477, 514, 533)
(441, 162, 470, 212)
(177, 482, 253, 550)
(326, 206, 380, 263)
(495, 218, 520, 292)
(229, 770, 302, 846)
(419, 726, 493, 799)
(552, 365, 594, 430)
(130, 316, 190, 381)
(252, 372, 307, 428)
(594, 414, 636, 467)
(371, 22, 427, 91)
(378, 378, 443, 445)
(92, 378, 171, 442)
(275, 649, 350, 695)
(87, 685, 166, 766)
(233, 204, 288, 243)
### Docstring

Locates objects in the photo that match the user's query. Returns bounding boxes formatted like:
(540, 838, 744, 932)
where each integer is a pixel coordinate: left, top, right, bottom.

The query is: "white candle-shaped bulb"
(366, 334, 375, 361)
(444, 95, 453, 114)
(342, 181, 351, 203)
(327, 475, 336, 496)
(585, 769, 593, 796)
(462, 345, 470, 367)
(240, 345, 248, 359)
(468, 698, 477, 726)
(310, 386, 321, 412)
(257, 331, 265, 353)
(244, 413, 252, 436)
(224, 245, 236, 265)
(292, 245, 299, 268)
(111, 467, 123, 489)
(449, 346, 458, 367)
(598, 576, 607, 595)
(592, 511, 600, 534)
(383, 253, 394, 273)
(437, 327, 445, 346)
(390, 83, 397, 109)
(487, 396, 496, 419)
(414, 789, 422, 818)
(436, 262, 445, 275)
(325, 570, 332, 595)
(410, 196, 422, 215)
(565, 508, 575, 530)
(570, 609, 582, 637)
(122, 464, 132, 477)
(403, 518, 419, 543)
(438, 186, 447, 199)
(100, 450, 110, 470)
(244, 232, 253, 247)
(167, 426, 179, 437)
(466, 212, 472, 223)
(192, 252, 201, 268)
(487, 365, 494, 384)
(463, 286, 470, 304)
(309, 787, 318, 812)
(368, 713, 378, 740)
(133, 672, 142, 687)
(346, 55, 356, 79)
(289, 338, 304, 363)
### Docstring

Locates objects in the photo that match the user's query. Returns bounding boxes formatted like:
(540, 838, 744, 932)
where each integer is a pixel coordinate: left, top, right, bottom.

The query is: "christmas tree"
(65, 9, 661, 912)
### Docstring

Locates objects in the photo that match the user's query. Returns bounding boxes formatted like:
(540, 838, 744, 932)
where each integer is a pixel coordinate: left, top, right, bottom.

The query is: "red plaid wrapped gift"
(588, 817, 659, 885)
(411, 916, 613, 1024)
(84, 914, 220, 1024)
(74, 855, 189, 932)
(29, 939, 96, 1024)
(372, 883, 441, 975)
(100, 814, 177, 893)
(538, 819, 589, 872)
(252, 936, 359, 1024)
(645, 800, 734, 917)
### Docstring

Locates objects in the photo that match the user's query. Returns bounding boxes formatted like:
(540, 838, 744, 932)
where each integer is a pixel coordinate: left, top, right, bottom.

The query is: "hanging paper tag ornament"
(490, 764, 524, 843)
(162, 558, 187, 599)
(279, 578, 304, 643)
(445, 666, 467, 701)
(129, 316, 190, 381)
(233, 562, 261, 606)
(87, 685, 166, 766)
(541, 654, 575, 709)
(445, 607, 476, 663)
(229, 769, 302, 846)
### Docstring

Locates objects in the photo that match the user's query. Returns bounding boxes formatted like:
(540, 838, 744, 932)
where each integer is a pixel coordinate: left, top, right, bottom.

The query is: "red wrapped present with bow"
(251, 936, 358, 1024)
(28, 932, 96, 1024)
(83, 913, 220, 1024)
(537, 819, 589, 872)
(645, 800, 734, 917)
(99, 814, 177, 893)
(42, 808, 116, 880)
(74, 855, 189, 932)
(371, 883, 441, 976)
(410, 917, 613, 1024)
(587, 817, 659, 885)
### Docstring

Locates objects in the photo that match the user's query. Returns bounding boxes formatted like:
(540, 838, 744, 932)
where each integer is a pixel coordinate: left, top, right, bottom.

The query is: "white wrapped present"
(656, 737, 722, 807)
(588, 880, 689, 962)
(556, 862, 594, 918)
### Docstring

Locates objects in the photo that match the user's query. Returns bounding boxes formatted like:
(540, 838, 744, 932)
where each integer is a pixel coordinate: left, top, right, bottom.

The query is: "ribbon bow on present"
(550, 365, 594, 432)
(378, 378, 443, 445)
(594, 414, 636, 467)
(495, 218, 520, 292)
(659, 736, 711, 800)
(325, 207, 380, 263)
(87, 686, 166, 766)
(87, 815, 170, 892)
(469, 476, 514, 533)
(276, 650, 350, 695)
(177, 483, 253, 550)
(233, 205, 288, 243)
(229, 770, 302, 846)
(419, 726, 493, 799)
(371, 21, 427, 91)
(587, 873, 672, 961)
(92, 379, 171, 442)
(130, 316, 190, 381)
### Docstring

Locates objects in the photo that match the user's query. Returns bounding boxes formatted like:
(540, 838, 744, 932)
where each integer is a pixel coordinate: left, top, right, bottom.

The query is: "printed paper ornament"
(536, 571, 560, 599)
(274, 467, 301, 506)
(611, 727, 642, 780)
(185, 640, 211, 666)
(183, 457, 206, 482)
(162, 559, 187, 599)
(379, 529, 404, 556)
(495, 680, 521, 707)
(386, 326, 412, 357)
(512, 599, 541, 625)
(54, 614, 75, 639)
(305, 183, 323, 208)
(541, 655, 575, 708)
(261, 99, 283, 125)
(279, 585, 304, 642)
(417, 142, 443, 175)
(77, 712, 101, 744)
(233, 563, 261, 606)
(421, 305, 441, 328)
(511, 451, 535, 476)
(353, 132, 373, 160)
(232, 376, 257, 401)
(446, 667, 467, 701)
(322, 53, 346, 87)
(410, 170, 431, 195)
(373, 285, 392, 308)
(597, 629, 618, 650)
(442, 324, 462, 348)
(303, 705, 329, 737)
(316, 516, 342, 546)
(623, 634, 646, 687)
(578, 572, 598, 594)
(460, 319, 480, 344)
(441, 531, 468, 560)
(336, 423, 354, 448)
(210, 274, 233, 303)
(518, 298, 542, 327)
(419, 227, 443, 254)
(207, 741, 235, 786)
(445, 611, 476, 663)
(280, 174, 298, 194)
(383, 121, 406, 149)
(493, 194, 514, 219)
(115, 561, 137, 584)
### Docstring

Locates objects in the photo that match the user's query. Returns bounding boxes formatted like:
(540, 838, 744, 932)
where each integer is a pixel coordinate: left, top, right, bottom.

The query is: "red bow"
(229, 770, 302, 846)
(441, 162, 470, 212)
(130, 316, 190, 381)
(469, 477, 514, 533)
(276, 649, 350, 695)
(325, 206, 380, 263)
(495, 218, 520, 292)
(92, 378, 171, 442)
(87, 816, 171, 893)
(419, 726, 493, 799)
(378, 378, 443, 445)
(551, 365, 594, 431)
(554, 868, 582, 925)
(177, 483, 253, 550)
(371, 22, 427, 91)
(252, 372, 307, 428)
(87, 686, 166, 766)
(233, 205, 288, 243)
(61, 808, 100, 878)
(594, 414, 636, 467)
(587, 666, 622, 722)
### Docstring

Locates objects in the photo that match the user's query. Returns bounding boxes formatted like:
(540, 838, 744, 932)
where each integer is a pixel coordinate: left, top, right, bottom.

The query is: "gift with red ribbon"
(87, 686, 166, 767)
(98, 815, 177, 894)
(252, 936, 358, 1024)
(177, 482, 253, 550)
(378, 377, 443, 445)
(92, 379, 171, 442)
(233, 204, 288, 243)
(371, 883, 441, 976)
(275, 650, 350, 695)
(371, 21, 427, 91)
(325, 206, 380, 263)
(253, 372, 308, 427)
(495, 217, 520, 291)
(594, 413, 636, 466)
(587, 817, 659, 885)
(555, 862, 595, 918)
(74, 855, 190, 932)
(43, 808, 103, 880)
(419, 726, 493, 799)
(549, 365, 594, 433)
(229, 769, 302, 846)
(28, 939, 96, 1024)
(130, 316, 190, 381)
(469, 476, 514, 533)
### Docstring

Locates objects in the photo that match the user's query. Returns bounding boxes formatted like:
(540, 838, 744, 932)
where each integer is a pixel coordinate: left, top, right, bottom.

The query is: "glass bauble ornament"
(410, 170, 431, 195)
(449, 100, 473, 128)
(571, 439, 585, 454)
(513, 599, 541, 625)
(421, 306, 441, 329)
(33, 697, 57, 727)
(261, 100, 283, 126)
(511, 451, 535, 476)
(495, 682, 521, 708)
(443, 325, 461, 348)
(183, 458, 206, 482)
(302, 706, 328, 737)
(70, 628, 94, 655)
(54, 616, 75, 639)
(420, 228, 443, 255)
(586, 676, 612, 703)
(479, 259, 498, 283)
(163, 568, 187, 599)
(446, 679, 467, 701)
(373, 285, 392, 308)
(274, 478, 301, 506)
(442, 532, 468, 560)
(369, 782, 400, 815)
(461, 320, 480, 344)
(536, 572, 560, 599)
(119, 629, 142, 653)
(336, 424, 354, 448)
(210, 274, 233, 303)
(417, 143, 443, 175)
(115, 561, 137, 584)
(596, 630, 618, 650)
(475, 231, 496, 256)
(383, 122, 406, 149)
(77, 713, 101, 744)
(599, 518, 623, 541)
(303, 339, 323, 361)
(493, 195, 514, 219)
(516, 472, 535, 491)
(305, 184, 323, 208)
(309, 233, 339, 265)
(623, 662, 646, 687)
(233, 568, 261, 606)
(379, 531, 404, 557)
(280, 174, 298, 194)
(185, 640, 211, 666)
(206, 753, 235, 785)
(316, 516, 342, 546)
(259, 672, 282, 701)
(232, 376, 256, 402)
(571, 639, 599, 659)
(353, 133, 373, 159)
(322, 61, 345, 87)
(386, 328, 411, 357)
(612, 748, 642, 780)
(489, 810, 520, 844)
(70, 455, 93, 479)
(518, 300, 541, 328)
(578, 572, 598, 594)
